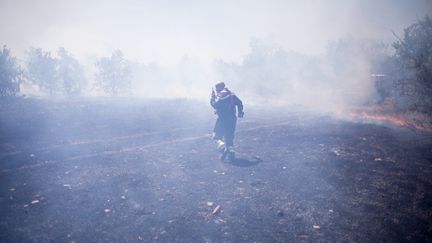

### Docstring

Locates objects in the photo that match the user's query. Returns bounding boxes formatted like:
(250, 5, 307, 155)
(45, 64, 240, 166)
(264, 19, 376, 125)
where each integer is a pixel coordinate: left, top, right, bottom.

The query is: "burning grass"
(345, 100, 432, 132)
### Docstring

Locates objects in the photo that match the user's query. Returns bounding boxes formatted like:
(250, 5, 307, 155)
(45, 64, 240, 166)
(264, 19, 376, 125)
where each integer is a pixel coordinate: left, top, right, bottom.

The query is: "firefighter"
(210, 82, 244, 161)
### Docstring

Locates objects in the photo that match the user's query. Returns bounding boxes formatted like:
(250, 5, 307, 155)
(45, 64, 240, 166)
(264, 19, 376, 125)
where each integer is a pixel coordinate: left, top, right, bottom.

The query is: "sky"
(1, 0, 431, 64)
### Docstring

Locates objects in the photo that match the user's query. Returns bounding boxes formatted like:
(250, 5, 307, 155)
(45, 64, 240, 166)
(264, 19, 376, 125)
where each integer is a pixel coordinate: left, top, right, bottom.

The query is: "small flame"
(346, 100, 432, 132)
(356, 111, 429, 131)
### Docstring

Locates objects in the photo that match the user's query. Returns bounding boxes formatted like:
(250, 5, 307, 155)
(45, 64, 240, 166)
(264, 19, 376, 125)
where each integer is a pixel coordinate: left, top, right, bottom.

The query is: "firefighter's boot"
(226, 146, 235, 162)
(216, 140, 229, 161)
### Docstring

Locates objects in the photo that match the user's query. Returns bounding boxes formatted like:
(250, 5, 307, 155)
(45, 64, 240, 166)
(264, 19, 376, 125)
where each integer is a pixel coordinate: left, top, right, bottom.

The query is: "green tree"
(392, 15, 432, 113)
(57, 47, 86, 96)
(26, 47, 59, 96)
(95, 50, 131, 96)
(0, 45, 23, 96)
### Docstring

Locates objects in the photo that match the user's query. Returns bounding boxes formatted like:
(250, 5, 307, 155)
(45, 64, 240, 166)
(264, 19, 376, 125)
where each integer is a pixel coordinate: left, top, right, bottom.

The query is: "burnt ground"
(0, 98, 431, 242)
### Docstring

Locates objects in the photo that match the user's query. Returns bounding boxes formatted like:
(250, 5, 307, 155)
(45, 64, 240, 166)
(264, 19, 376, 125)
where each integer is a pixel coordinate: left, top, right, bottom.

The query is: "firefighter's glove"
(238, 111, 244, 118)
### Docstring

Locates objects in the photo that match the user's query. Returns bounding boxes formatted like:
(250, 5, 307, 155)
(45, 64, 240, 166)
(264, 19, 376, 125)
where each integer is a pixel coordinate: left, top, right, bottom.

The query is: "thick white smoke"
(129, 37, 390, 112)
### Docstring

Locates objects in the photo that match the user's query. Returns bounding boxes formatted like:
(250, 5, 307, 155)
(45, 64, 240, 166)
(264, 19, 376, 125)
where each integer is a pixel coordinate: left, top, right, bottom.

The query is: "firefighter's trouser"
(213, 115, 237, 147)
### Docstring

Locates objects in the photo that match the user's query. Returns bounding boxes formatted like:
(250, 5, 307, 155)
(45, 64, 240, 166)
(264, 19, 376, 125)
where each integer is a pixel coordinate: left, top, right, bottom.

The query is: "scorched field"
(0, 98, 431, 242)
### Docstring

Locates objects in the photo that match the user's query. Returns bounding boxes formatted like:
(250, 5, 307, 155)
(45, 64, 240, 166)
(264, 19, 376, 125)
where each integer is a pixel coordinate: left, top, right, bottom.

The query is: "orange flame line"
(353, 110, 432, 132)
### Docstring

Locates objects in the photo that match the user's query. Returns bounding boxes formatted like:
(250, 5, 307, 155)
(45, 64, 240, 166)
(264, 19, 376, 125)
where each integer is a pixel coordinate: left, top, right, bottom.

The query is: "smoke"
(130, 57, 217, 100)
(2, 0, 430, 112)
(126, 37, 390, 113)
(1, 0, 430, 62)
(13, 36, 393, 114)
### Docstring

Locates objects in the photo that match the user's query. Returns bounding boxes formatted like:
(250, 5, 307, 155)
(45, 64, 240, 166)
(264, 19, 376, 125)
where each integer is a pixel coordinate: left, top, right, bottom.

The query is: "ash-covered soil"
(0, 98, 431, 242)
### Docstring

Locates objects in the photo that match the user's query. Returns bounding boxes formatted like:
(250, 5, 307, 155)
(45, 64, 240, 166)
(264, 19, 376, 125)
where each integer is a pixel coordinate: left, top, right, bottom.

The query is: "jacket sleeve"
(234, 95, 243, 114)
(210, 91, 217, 109)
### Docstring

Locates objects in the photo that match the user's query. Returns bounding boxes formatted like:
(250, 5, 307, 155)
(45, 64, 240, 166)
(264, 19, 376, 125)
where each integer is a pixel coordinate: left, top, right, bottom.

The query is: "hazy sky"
(1, 0, 431, 64)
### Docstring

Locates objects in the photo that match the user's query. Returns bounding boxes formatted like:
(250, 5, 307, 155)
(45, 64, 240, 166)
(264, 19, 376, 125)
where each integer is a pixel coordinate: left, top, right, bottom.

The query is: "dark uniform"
(210, 83, 244, 160)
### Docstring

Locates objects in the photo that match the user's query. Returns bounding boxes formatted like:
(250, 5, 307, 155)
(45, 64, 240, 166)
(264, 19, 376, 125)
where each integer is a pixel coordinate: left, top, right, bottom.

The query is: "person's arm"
(234, 95, 244, 117)
(210, 89, 217, 109)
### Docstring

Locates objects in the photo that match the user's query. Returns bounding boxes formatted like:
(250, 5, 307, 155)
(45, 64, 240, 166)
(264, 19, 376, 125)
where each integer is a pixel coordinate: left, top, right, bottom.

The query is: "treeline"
(384, 15, 432, 115)
(218, 16, 432, 115)
(0, 47, 132, 97)
(1, 16, 431, 115)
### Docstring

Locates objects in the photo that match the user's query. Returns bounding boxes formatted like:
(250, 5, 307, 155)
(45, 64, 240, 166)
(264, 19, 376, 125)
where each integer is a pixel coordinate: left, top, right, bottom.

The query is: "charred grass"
(0, 98, 431, 242)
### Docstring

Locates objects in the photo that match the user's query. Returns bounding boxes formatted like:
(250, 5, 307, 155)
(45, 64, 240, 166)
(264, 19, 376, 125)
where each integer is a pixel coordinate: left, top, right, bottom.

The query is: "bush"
(391, 15, 432, 114)
(0, 45, 23, 96)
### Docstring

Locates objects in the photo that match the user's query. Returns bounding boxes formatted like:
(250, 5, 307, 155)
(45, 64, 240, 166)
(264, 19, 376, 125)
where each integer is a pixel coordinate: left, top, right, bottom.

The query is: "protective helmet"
(215, 82, 225, 92)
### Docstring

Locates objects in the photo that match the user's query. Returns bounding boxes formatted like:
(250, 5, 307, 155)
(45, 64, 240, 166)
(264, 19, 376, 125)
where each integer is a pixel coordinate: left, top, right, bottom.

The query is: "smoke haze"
(1, 0, 431, 110)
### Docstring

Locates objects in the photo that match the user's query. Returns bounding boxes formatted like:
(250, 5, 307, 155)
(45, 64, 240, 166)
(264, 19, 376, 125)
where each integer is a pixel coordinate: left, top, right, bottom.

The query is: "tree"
(26, 47, 59, 96)
(95, 50, 131, 96)
(57, 47, 86, 96)
(0, 45, 23, 96)
(391, 15, 432, 113)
